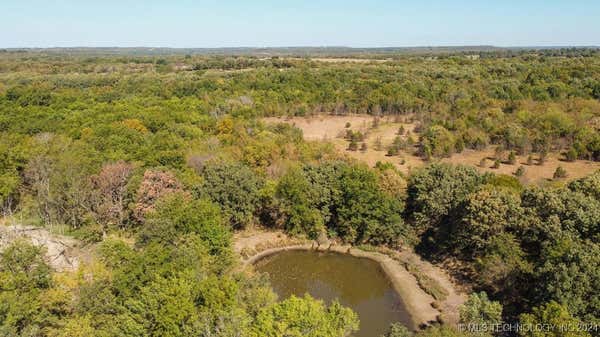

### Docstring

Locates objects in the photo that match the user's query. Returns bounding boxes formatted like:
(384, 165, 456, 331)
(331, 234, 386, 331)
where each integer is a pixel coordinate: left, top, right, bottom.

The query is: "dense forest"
(0, 50, 599, 337)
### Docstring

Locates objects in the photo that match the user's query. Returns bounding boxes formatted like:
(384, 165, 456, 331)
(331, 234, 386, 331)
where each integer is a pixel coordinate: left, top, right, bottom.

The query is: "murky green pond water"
(255, 250, 413, 337)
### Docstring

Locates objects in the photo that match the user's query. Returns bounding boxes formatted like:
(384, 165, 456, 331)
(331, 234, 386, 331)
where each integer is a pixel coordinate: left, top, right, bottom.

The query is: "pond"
(254, 249, 413, 337)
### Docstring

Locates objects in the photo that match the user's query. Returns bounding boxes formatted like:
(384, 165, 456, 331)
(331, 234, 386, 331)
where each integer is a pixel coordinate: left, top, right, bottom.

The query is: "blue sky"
(2, 0, 599, 48)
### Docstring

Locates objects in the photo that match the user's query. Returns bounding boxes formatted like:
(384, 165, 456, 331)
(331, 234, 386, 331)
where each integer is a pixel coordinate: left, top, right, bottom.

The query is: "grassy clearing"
(264, 115, 600, 183)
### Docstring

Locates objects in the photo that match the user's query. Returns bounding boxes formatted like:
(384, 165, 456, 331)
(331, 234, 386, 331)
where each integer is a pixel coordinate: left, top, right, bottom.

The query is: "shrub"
(553, 166, 567, 179)
(565, 147, 578, 162)
(508, 151, 517, 164)
(348, 140, 358, 151)
(539, 150, 548, 165)
(387, 145, 400, 156)
(515, 165, 525, 177)
(527, 155, 534, 165)
(381, 323, 412, 337)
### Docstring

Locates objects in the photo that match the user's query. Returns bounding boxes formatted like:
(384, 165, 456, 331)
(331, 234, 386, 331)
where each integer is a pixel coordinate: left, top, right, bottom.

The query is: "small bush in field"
(553, 166, 567, 179)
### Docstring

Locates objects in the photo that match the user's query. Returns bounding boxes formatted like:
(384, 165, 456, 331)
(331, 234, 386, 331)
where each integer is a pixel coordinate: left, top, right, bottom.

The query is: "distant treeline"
(1, 46, 599, 58)
(2, 52, 600, 161)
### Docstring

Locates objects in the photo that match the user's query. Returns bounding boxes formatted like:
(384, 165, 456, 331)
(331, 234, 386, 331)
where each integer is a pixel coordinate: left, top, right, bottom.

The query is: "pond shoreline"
(248, 243, 441, 330)
(235, 231, 456, 330)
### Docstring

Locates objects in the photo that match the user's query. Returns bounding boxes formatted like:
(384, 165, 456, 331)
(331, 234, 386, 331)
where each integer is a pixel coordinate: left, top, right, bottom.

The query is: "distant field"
(263, 115, 376, 140)
(284, 57, 391, 63)
(264, 115, 600, 183)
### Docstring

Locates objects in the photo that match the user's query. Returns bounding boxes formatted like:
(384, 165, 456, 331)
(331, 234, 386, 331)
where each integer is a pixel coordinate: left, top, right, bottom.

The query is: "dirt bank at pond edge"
(234, 230, 466, 330)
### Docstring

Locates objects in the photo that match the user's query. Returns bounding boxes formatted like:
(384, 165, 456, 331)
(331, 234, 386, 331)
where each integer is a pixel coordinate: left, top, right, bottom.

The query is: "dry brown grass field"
(283, 57, 390, 63)
(264, 115, 600, 183)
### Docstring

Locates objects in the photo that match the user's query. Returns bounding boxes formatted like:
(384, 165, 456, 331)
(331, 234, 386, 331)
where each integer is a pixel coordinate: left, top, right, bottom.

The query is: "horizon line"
(3, 45, 600, 50)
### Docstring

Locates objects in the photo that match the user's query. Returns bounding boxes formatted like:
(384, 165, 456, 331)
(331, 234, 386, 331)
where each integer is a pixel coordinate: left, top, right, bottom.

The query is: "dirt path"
(234, 229, 466, 329)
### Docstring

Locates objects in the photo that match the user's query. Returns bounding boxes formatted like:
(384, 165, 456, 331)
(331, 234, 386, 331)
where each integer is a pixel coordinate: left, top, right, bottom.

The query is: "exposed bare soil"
(0, 223, 85, 272)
